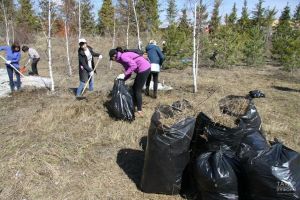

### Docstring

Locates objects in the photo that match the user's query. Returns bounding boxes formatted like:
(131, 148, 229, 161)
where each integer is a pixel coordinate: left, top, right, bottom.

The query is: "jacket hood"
(146, 44, 156, 51)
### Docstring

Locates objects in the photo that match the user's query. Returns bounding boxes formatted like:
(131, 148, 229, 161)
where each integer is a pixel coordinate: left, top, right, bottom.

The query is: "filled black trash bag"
(249, 90, 266, 98)
(237, 102, 262, 131)
(244, 142, 300, 200)
(107, 79, 135, 121)
(140, 106, 196, 195)
(193, 150, 239, 200)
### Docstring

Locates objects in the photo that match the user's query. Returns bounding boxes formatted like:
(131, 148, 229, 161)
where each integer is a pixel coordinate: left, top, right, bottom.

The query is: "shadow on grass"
(116, 137, 147, 190)
(272, 86, 300, 93)
(117, 148, 145, 190)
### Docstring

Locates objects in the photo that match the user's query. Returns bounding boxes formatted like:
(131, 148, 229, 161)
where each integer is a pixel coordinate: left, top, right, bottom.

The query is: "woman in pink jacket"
(109, 47, 150, 117)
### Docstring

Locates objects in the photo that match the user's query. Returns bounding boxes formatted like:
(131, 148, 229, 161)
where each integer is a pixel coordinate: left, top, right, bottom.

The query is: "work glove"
(116, 73, 125, 80)
(99, 55, 103, 59)
(5, 60, 11, 65)
(89, 71, 94, 76)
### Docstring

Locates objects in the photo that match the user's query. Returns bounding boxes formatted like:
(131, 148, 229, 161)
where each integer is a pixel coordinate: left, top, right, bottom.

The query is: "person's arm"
(156, 47, 165, 65)
(89, 47, 100, 57)
(0, 46, 9, 52)
(79, 53, 92, 72)
(122, 55, 138, 80)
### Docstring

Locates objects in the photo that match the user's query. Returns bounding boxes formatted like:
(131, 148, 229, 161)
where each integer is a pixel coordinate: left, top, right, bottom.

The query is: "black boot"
(153, 90, 157, 99)
(145, 87, 150, 96)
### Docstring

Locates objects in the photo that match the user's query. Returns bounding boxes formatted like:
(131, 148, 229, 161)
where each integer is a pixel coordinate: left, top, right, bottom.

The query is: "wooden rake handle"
(81, 57, 102, 96)
(0, 55, 25, 78)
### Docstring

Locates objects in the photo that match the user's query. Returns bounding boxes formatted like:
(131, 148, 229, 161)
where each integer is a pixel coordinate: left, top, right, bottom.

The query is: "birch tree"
(192, 2, 197, 93)
(48, 0, 54, 91)
(132, 0, 141, 49)
(1, 0, 10, 45)
(78, 0, 81, 39)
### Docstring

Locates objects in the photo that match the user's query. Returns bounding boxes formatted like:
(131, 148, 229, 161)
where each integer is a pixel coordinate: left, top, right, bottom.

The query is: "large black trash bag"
(237, 102, 269, 160)
(107, 79, 135, 121)
(193, 149, 239, 200)
(140, 106, 196, 195)
(244, 142, 300, 200)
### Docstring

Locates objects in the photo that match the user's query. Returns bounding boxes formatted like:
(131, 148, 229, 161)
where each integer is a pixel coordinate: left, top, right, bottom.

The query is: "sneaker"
(135, 111, 144, 118)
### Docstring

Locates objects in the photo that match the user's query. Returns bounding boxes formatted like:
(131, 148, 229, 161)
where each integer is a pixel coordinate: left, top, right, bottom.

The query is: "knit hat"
(109, 49, 117, 60)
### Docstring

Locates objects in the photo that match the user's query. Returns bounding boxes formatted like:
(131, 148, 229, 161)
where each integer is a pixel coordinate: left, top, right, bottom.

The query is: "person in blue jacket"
(145, 40, 165, 99)
(0, 42, 22, 92)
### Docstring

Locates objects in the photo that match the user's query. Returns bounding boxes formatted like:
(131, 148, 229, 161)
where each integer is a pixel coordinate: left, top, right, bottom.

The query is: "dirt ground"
(0, 37, 300, 199)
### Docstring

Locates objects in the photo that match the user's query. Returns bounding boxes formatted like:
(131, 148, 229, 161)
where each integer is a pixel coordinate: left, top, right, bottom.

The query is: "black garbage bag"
(193, 149, 239, 200)
(140, 106, 196, 195)
(249, 90, 266, 98)
(107, 79, 134, 121)
(244, 142, 300, 200)
(237, 102, 262, 131)
(237, 102, 269, 160)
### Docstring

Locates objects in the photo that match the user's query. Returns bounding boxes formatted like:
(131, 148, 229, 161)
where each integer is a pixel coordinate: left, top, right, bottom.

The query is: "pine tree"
(238, 0, 250, 30)
(98, 0, 115, 35)
(227, 2, 237, 26)
(272, 4, 300, 71)
(166, 0, 177, 25)
(81, 0, 95, 34)
(252, 0, 265, 27)
(293, 2, 300, 21)
(135, 0, 159, 33)
(210, 0, 222, 33)
(16, 0, 39, 31)
(178, 8, 190, 34)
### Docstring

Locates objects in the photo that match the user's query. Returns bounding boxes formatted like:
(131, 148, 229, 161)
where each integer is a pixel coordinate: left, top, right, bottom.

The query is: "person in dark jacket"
(0, 42, 22, 92)
(76, 38, 102, 97)
(145, 40, 165, 99)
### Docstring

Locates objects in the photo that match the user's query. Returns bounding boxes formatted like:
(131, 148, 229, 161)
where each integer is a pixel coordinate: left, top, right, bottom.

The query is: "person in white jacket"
(22, 46, 40, 75)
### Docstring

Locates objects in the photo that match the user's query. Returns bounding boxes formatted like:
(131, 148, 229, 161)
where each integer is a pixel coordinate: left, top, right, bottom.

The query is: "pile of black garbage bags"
(140, 93, 300, 200)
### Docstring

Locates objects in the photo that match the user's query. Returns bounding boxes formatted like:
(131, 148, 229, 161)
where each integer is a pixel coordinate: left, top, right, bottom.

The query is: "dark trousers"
(132, 68, 150, 111)
(6, 65, 21, 91)
(31, 58, 40, 75)
(146, 72, 159, 92)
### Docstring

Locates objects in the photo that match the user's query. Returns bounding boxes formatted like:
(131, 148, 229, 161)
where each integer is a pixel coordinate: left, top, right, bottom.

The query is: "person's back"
(146, 44, 164, 65)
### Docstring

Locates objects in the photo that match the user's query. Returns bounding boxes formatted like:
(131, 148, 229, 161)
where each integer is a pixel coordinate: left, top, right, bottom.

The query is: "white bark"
(192, 2, 197, 93)
(64, 20, 72, 76)
(1, 0, 10, 45)
(48, 0, 55, 91)
(132, 0, 141, 49)
(110, 16, 116, 69)
(126, 15, 130, 48)
(10, 20, 14, 43)
(78, 0, 81, 39)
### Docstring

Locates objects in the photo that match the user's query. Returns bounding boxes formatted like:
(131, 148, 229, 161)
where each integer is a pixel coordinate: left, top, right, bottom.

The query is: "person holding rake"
(76, 38, 102, 97)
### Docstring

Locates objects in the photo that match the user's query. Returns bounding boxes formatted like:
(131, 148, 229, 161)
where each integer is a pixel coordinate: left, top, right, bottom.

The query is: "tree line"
(0, 0, 299, 71)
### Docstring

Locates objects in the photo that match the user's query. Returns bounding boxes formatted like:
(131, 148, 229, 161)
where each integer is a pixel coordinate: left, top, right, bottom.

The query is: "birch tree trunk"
(132, 0, 141, 49)
(48, 0, 55, 91)
(192, 3, 197, 93)
(110, 16, 116, 69)
(64, 20, 72, 76)
(126, 15, 130, 48)
(1, 0, 10, 45)
(78, 0, 81, 39)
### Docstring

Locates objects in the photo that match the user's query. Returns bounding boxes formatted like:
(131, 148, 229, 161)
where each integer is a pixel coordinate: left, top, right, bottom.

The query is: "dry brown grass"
(0, 37, 300, 200)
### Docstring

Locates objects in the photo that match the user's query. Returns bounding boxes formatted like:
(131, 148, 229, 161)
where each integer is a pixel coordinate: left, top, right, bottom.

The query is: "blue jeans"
(6, 65, 21, 92)
(76, 76, 94, 96)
